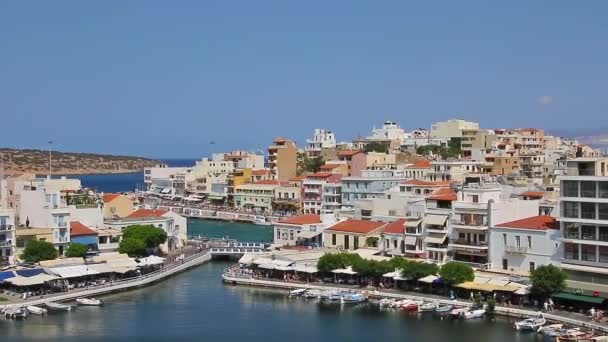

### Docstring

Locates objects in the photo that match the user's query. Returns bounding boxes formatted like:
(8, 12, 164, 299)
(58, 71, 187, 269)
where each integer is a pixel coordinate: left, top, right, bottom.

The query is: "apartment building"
(273, 214, 324, 247)
(214, 151, 265, 170)
(268, 137, 298, 182)
(323, 219, 387, 251)
(302, 173, 342, 215)
(0, 208, 15, 266)
(305, 129, 336, 158)
(233, 181, 281, 213)
(341, 170, 406, 209)
(144, 165, 192, 194)
(431, 119, 480, 139)
(336, 150, 367, 177)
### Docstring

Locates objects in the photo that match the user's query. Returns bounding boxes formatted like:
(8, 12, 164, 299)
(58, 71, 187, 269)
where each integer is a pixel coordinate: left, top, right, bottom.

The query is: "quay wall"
(222, 274, 608, 334)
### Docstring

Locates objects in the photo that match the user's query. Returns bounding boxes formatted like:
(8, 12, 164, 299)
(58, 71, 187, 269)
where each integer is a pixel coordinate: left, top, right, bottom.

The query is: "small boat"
(26, 306, 47, 316)
(463, 309, 485, 319)
(449, 307, 469, 318)
(515, 316, 546, 331)
(76, 298, 103, 306)
(4, 307, 28, 319)
(436, 304, 454, 313)
(418, 302, 438, 312)
(254, 216, 273, 226)
(303, 290, 321, 299)
(538, 323, 563, 334)
(340, 293, 368, 304)
(401, 300, 423, 311)
(558, 329, 595, 341)
(328, 291, 346, 301)
(289, 288, 307, 297)
(379, 298, 395, 308)
(45, 302, 72, 311)
(318, 290, 333, 300)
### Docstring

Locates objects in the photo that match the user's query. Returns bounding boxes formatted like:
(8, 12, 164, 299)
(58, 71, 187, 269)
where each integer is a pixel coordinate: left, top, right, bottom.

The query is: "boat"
(538, 323, 564, 334)
(328, 291, 346, 301)
(254, 216, 273, 226)
(318, 290, 333, 300)
(449, 307, 469, 318)
(3, 307, 28, 319)
(418, 302, 438, 312)
(340, 293, 368, 304)
(26, 306, 47, 315)
(45, 302, 72, 311)
(76, 298, 104, 306)
(303, 290, 322, 299)
(558, 329, 595, 341)
(514, 316, 546, 331)
(401, 300, 423, 311)
(379, 298, 395, 308)
(289, 288, 307, 297)
(463, 309, 485, 319)
(436, 304, 454, 313)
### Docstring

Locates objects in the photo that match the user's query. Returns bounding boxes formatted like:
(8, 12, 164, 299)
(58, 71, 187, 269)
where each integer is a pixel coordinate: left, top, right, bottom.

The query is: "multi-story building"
(273, 214, 327, 247)
(368, 121, 407, 143)
(403, 160, 432, 180)
(233, 180, 281, 213)
(144, 165, 192, 194)
(490, 155, 521, 176)
(366, 152, 396, 169)
(268, 137, 298, 181)
(305, 129, 336, 158)
(431, 119, 480, 139)
(103, 193, 137, 219)
(427, 161, 484, 182)
(213, 151, 265, 170)
(0, 208, 15, 266)
(323, 219, 387, 251)
(189, 158, 234, 195)
(319, 163, 349, 177)
(321, 181, 342, 214)
(273, 183, 302, 214)
(336, 150, 367, 177)
(559, 157, 608, 295)
(341, 170, 406, 209)
(423, 188, 457, 263)
(302, 173, 342, 215)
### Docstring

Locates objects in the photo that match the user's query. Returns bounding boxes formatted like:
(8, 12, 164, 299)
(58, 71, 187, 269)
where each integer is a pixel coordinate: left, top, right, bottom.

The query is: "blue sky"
(1, 1, 606, 158)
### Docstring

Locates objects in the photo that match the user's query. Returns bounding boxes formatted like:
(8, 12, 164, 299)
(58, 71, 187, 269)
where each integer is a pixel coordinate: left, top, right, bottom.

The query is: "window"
(503, 234, 507, 245)
(472, 195, 479, 203)
(581, 181, 597, 198)
(564, 223, 579, 239)
(600, 226, 608, 242)
(529, 262, 535, 272)
(599, 204, 608, 220)
(582, 225, 596, 240)
(600, 246, 608, 263)
(344, 235, 350, 249)
(502, 259, 508, 270)
(527, 236, 532, 248)
(581, 244, 596, 262)
(276, 229, 280, 239)
(353, 237, 359, 250)
(515, 236, 521, 247)
(563, 202, 579, 218)
(393, 239, 397, 249)
(564, 243, 579, 260)
(332, 234, 336, 245)
(563, 181, 579, 197)
(581, 202, 596, 220)
(599, 182, 608, 199)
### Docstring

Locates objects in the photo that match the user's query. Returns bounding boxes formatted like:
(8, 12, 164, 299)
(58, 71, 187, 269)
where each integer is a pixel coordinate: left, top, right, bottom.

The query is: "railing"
(98, 242, 120, 250)
(0, 240, 12, 247)
(450, 239, 488, 247)
(0, 224, 14, 231)
(505, 245, 528, 254)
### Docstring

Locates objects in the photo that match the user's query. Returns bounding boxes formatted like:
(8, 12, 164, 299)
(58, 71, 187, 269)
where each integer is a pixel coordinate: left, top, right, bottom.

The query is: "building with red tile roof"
(326, 219, 386, 234)
(427, 188, 457, 201)
(518, 191, 545, 200)
(252, 169, 272, 176)
(495, 215, 557, 231)
(127, 208, 169, 219)
(382, 219, 406, 235)
(323, 219, 387, 251)
(103, 193, 122, 203)
(70, 221, 99, 250)
(70, 221, 98, 236)
(411, 160, 431, 168)
(279, 214, 322, 225)
(274, 214, 326, 247)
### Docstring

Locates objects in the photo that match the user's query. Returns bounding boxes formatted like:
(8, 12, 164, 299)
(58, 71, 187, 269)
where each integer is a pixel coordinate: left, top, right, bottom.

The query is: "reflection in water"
(2, 262, 545, 342)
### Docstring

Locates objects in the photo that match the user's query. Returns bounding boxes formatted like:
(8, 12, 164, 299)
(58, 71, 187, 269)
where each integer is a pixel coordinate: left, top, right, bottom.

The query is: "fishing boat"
(435, 304, 454, 313)
(45, 302, 72, 311)
(463, 309, 485, 319)
(538, 323, 563, 335)
(289, 288, 307, 297)
(76, 298, 104, 306)
(26, 306, 47, 315)
(418, 302, 438, 312)
(4, 307, 28, 319)
(401, 300, 423, 311)
(340, 293, 368, 304)
(449, 307, 469, 318)
(514, 316, 546, 331)
(254, 216, 273, 226)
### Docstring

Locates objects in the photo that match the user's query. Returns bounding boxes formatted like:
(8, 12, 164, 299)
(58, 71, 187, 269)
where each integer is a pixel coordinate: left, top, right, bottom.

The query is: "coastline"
(5, 169, 146, 176)
(222, 272, 608, 334)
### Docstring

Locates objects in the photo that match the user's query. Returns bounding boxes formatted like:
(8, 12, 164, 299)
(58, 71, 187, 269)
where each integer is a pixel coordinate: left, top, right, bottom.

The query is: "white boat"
(76, 298, 104, 306)
(379, 298, 395, 308)
(45, 302, 72, 311)
(303, 290, 321, 299)
(463, 309, 485, 319)
(340, 293, 368, 304)
(289, 288, 307, 297)
(418, 302, 438, 312)
(538, 323, 563, 334)
(436, 304, 454, 313)
(449, 307, 469, 318)
(254, 216, 273, 226)
(26, 306, 47, 315)
(514, 316, 546, 331)
(3, 307, 28, 319)
(318, 290, 333, 300)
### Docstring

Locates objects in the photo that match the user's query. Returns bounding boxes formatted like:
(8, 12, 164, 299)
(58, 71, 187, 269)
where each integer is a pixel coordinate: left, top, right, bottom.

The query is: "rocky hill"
(0, 148, 161, 176)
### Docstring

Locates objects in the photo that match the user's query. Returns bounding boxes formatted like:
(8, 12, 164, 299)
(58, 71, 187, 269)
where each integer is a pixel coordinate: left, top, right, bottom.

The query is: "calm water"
(188, 219, 273, 242)
(1, 261, 545, 342)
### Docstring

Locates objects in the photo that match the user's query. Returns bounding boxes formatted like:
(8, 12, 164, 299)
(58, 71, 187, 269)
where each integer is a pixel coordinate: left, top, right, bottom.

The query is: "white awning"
(332, 266, 357, 275)
(405, 236, 417, 245)
(274, 265, 293, 271)
(184, 196, 203, 202)
(252, 257, 274, 265)
(424, 233, 447, 244)
(160, 188, 172, 194)
(292, 263, 318, 273)
(514, 285, 531, 295)
(351, 248, 381, 258)
(272, 259, 294, 267)
(4, 274, 59, 286)
(488, 278, 510, 286)
(238, 253, 258, 264)
(137, 255, 165, 266)
(88, 264, 114, 274)
(295, 231, 322, 239)
(406, 219, 423, 228)
(49, 265, 100, 279)
(418, 275, 439, 284)
(258, 263, 276, 270)
(424, 214, 448, 226)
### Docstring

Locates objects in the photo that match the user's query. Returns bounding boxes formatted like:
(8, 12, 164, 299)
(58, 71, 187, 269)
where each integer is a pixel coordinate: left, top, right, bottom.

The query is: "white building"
(369, 121, 407, 143)
(188, 158, 234, 195)
(431, 119, 480, 139)
(273, 214, 335, 247)
(0, 208, 16, 266)
(305, 129, 336, 158)
(490, 215, 562, 274)
(213, 151, 265, 170)
(144, 165, 192, 195)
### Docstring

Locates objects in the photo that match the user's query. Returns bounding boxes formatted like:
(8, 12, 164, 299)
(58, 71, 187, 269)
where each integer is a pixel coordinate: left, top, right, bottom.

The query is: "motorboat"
(329, 291, 347, 301)
(45, 302, 72, 311)
(514, 316, 546, 331)
(401, 300, 423, 311)
(289, 288, 307, 297)
(76, 298, 104, 306)
(449, 307, 469, 318)
(303, 290, 321, 299)
(317, 290, 333, 300)
(379, 298, 396, 308)
(436, 304, 454, 313)
(463, 309, 485, 319)
(340, 293, 368, 304)
(254, 216, 273, 226)
(558, 329, 595, 341)
(26, 305, 47, 315)
(418, 302, 438, 312)
(3, 307, 28, 319)
(538, 323, 563, 334)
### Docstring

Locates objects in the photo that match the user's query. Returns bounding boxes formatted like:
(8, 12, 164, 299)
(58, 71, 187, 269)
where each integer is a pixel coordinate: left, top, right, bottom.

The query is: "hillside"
(0, 148, 161, 176)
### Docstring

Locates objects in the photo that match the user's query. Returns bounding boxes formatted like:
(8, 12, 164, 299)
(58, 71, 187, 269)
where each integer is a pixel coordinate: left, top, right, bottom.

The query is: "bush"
(122, 225, 167, 249)
(21, 240, 58, 263)
(439, 262, 474, 285)
(65, 243, 89, 258)
(486, 297, 496, 313)
(364, 142, 388, 154)
(530, 264, 567, 299)
(118, 237, 147, 257)
(365, 237, 379, 248)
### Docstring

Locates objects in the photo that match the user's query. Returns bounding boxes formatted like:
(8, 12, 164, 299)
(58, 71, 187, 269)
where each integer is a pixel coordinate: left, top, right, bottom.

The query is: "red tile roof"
(411, 160, 431, 168)
(254, 180, 280, 185)
(495, 215, 557, 231)
(320, 164, 341, 170)
(290, 175, 307, 182)
(326, 219, 386, 234)
(382, 219, 406, 234)
(402, 179, 451, 187)
(308, 172, 333, 178)
(279, 214, 322, 225)
(252, 169, 272, 176)
(427, 188, 457, 201)
(127, 209, 169, 219)
(337, 150, 364, 157)
(103, 193, 121, 203)
(518, 191, 545, 198)
(70, 221, 98, 236)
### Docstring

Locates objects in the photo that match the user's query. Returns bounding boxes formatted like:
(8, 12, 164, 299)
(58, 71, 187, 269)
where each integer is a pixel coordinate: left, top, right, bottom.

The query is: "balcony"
(450, 220, 488, 231)
(98, 242, 119, 250)
(0, 240, 12, 248)
(454, 202, 488, 211)
(449, 239, 488, 249)
(0, 224, 14, 231)
(55, 236, 69, 244)
(505, 245, 529, 254)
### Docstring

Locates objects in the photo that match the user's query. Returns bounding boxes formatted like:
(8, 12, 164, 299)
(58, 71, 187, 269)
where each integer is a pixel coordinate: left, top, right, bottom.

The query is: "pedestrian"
(470, 292, 474, 301)
(543, 301, 548, 312)
(548, 298, 554, 312)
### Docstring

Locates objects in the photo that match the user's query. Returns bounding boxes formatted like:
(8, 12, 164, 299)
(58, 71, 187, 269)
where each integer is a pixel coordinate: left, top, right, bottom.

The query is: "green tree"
(122, 225, 167, 249)
(486, 297, 496, 314)
(402, 261, 439, 280)
(364, 142, 388, 154)
(439, 262, 474, 285)
(298, 155, 325, 174)
(530, 264, 567, 299)
(118, 237, 147, 257)
(21, 240, 58, 263)
(65, 243, 89, 258)
(365, 237, 379, 247)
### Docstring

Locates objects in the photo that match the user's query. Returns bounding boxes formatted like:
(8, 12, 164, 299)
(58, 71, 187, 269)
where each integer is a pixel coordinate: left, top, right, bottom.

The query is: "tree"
(65, 243, 89, 258)
(365, 237, 379, 248)
(530, 264, 567, 299)
(364, 142, 388, 154)
(118, 237, 147, 257)
(298, 155, 325, 174)
(122, 225, 167, 249)
(402, 261, 439, 280)
(439, 262, 474, 285)
(21, 240, 58, 263)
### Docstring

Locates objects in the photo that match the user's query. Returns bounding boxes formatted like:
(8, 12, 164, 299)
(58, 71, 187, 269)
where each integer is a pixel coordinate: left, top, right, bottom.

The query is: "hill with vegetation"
(0, 148, 160, 175)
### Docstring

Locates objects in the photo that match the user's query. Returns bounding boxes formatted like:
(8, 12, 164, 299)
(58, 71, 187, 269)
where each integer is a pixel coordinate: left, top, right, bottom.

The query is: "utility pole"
(48, 140, 53, 179)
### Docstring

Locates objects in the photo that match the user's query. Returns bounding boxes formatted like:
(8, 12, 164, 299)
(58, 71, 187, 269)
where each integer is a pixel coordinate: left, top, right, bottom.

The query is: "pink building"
(337, 150, 367, 177)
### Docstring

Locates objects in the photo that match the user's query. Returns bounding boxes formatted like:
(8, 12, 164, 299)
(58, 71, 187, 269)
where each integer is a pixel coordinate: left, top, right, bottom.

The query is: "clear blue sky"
(1, 1, 606, 158)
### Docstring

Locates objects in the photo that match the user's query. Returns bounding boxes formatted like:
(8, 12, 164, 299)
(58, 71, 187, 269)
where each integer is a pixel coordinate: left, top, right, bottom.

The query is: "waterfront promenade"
(222, 271, 608, 334)
(0, 251, 211, 310)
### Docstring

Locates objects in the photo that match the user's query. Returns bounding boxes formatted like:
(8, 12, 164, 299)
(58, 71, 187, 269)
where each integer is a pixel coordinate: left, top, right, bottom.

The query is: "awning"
(208, 195, 226, 201)
(274, 265, 293, 271)
(455, 281, 521, 292)
(258, 263, 276, 270)
(552, 292, 606, 305)
(295, 231, 322, 239)
(418, 275, 439, 284)
(238, 253, 258, 264)
(424, 214, 448, 226)
(0, 271, 16, 283)
(514, 286, 531, 295)
(49, 265, 100, 279)
(405, 236, 417, 245)
(406, 219, 423, 228)
(252, 257, 274, 266)
(292, 263, 318, 273)
(88, 264, 115, 274)
(184, 197, 203, 202)
(160, 188, 172, 194)
(488, 278, 510, 286)
(351, 248, 381, 258)
(4, 274, 59, 286)
(15, 268, 46, 277)
(424, 233, 447, 244)
(272, 260, 294, 267)
(137, 256, 165, 266)
(332, 266, 357, 275)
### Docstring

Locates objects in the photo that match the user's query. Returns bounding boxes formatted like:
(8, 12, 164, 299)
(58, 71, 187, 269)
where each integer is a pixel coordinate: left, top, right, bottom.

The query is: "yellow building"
(15, 227, 56, 260)
(491, 156, 521, 176)
(103, 193, 136, 219)
(268, 137, 298, 182)
(323, 219, 387, 251)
